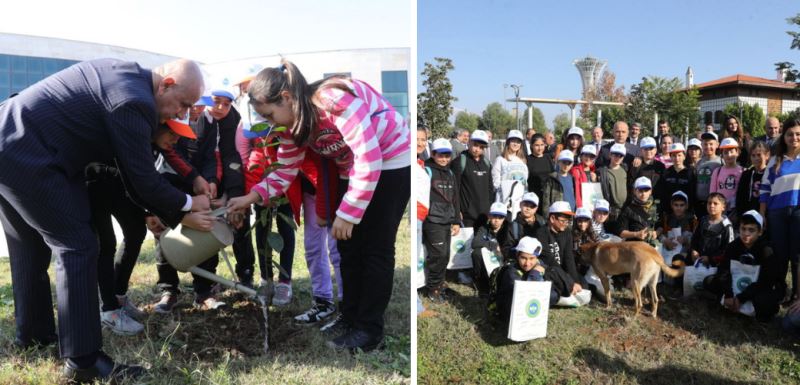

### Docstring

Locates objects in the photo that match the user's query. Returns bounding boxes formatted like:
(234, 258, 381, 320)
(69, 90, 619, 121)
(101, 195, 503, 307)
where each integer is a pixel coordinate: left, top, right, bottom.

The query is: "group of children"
(96, 60, 409, 353)
(418, 118, 800, 332)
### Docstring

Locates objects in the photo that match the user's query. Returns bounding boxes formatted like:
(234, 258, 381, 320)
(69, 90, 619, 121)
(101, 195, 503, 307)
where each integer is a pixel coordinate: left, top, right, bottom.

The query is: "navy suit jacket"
(0, 59, 186, 225)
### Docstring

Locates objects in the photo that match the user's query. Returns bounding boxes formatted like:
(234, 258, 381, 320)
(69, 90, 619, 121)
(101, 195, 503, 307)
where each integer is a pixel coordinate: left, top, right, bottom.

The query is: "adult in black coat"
(0, 59, 214, 383)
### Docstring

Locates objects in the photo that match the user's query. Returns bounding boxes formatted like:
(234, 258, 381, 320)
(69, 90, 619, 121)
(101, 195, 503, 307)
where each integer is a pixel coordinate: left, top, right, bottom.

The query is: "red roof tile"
(694, 74, 796, 90)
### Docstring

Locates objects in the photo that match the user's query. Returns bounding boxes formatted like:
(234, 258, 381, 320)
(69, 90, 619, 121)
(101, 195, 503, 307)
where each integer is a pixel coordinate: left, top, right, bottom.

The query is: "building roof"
(694, 74, 796, 90)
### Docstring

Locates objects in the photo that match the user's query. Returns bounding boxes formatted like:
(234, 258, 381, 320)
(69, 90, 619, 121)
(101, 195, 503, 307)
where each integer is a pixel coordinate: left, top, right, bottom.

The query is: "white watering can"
(160, 208, 258, 298)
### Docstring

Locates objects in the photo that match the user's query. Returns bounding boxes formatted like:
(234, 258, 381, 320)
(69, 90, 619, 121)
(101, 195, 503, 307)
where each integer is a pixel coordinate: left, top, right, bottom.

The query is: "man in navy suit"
(0, 58, 215, 383)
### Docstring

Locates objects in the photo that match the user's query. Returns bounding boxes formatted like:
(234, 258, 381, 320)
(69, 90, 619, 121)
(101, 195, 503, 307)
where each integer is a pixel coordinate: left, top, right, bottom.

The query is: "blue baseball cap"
(211, 89, 236, 101)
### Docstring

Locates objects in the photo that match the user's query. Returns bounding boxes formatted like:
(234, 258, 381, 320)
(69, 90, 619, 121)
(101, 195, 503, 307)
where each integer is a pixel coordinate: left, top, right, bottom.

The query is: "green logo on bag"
(455, 240, 466, 253)
(526, 299, 541, 318)
(490, 253, 499, 263)
(418, 256, 425, 271)
(737, 277, 752, 291)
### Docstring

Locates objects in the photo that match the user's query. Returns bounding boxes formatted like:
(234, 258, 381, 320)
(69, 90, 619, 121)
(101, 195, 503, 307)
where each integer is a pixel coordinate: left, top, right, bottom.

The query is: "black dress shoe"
(62, 351, 145, 384)
(327, 330, 385, 353)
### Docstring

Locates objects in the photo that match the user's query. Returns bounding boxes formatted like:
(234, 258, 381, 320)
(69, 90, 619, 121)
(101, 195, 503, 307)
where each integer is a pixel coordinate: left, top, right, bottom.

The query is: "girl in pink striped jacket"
(227, 60, 410, 352)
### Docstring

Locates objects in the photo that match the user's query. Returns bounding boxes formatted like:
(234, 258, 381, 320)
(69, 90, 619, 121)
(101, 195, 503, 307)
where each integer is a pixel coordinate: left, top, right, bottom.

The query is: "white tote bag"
(507, 280, 552, 342)
(581, 182, 604, 211)
(481, 248, 502, 276)
(447, 227, 474, 270)
(416, 240, 427, 289)
(730, 260, 760, 297)
(683, 260, 717, 297)
(498, 180, 525, 219)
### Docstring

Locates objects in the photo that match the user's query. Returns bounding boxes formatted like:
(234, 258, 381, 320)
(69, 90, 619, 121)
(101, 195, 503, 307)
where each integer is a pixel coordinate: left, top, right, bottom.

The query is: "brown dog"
(580, 241, 684, 318)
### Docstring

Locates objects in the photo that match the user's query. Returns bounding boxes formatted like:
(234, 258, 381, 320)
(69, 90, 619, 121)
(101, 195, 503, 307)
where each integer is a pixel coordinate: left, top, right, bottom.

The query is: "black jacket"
(716, 237, 787, 301)
(617, 198, 658, 243)
(451, 151, 494, 226)
(172, 119, 219, 188)
(535, 225, 581, 288)
(501, 212, 544, 261)
(424, 159, 460, 225)
(472, 222, 507, 255)
(628, 160, 665, 193)
(656, 166, 696, 215)
(205, 109, 243, 197)
(735, 167, 766, 217)
(496, 264, 544, 324)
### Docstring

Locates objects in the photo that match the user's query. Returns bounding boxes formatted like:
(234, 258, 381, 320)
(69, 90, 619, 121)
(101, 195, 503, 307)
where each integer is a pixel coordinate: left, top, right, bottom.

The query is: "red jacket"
(570, 163, 596, 209)
(244, 137, 340, 223)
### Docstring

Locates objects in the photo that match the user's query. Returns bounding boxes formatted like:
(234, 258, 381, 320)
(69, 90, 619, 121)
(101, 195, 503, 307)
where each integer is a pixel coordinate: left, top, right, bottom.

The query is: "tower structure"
(573, 56, 607, 100)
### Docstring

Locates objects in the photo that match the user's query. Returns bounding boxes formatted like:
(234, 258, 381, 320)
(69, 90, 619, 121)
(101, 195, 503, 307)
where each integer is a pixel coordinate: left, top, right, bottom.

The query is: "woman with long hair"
(554, 127, 584, 164)
(492, 129, 529, 202)
(723, 115, 752, 167)
(227, 60, 410, 352)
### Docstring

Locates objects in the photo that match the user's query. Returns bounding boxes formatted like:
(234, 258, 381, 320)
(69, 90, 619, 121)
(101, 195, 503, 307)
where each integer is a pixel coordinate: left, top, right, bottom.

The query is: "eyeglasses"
(554, 216, 571, 224)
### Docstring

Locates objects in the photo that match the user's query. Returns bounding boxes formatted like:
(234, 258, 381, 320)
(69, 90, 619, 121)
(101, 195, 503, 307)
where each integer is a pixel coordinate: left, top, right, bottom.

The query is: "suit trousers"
(0, 170, 101, 358)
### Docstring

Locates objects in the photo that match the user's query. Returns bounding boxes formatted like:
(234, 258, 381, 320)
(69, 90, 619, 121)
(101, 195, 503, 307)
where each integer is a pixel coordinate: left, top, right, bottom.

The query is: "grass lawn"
(418, 280, 800, 385)
(0, 215, 410, 385)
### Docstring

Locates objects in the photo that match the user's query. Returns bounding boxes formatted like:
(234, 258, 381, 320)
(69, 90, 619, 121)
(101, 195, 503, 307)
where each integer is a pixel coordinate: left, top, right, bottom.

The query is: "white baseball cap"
(634, 176, 652, 190)
(515, 236, 543, 256)
(671, 190, 689, 202)
(580, 144, 597, 157)
(640, 137, 657, 149)
(593, 199, 610, 212)
(610, 143, 626, 156)
(567, 127, 584, 138)
(701, 131, 718, 141)
(669, 143, 686, 153)
(687, 138, 702, 148)
(742, 210, 764, 228)
(489, 202, 508, 216)
(432, 138, 453, 153)
(719, 137, 739, 149)
(575, 207, 592, 220)
(470, 130, 489, 144)
(558, 150, 575, 163)
(507, 129, 524, 141)
(521, 192, 539, 206)
(548, 201, 575, 216)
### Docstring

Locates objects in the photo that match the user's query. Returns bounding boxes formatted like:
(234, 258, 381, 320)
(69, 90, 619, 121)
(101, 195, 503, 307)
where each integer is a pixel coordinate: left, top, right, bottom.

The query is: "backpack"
(486, 262, 514, 318)
(457, 153, 491, 177)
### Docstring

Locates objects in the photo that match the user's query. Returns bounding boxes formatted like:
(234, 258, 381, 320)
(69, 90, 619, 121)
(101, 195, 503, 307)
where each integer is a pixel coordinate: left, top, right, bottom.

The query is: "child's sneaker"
(117, 295, 146, 321)
(273, 282, 293, 306)
(153, 292, 177, 314)
(101, 308, 144, 336)
(294, 300, 336, 324)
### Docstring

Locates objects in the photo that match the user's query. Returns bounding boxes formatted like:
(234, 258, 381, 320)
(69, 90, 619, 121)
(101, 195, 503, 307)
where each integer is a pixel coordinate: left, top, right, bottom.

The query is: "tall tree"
(454, 110, 480, 132)
(478, 102, 515, 137)
(775, 13, 800, 83)
(723, 103, 766, 138)
(418, 57, 457, 139)
(626, 76, 700, 138)
(520, 105, 547, 133)
(581, 70, 626, 118)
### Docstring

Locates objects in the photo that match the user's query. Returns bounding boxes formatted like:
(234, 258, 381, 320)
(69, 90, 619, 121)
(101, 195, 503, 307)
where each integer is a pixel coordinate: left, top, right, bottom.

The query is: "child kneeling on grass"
(703, 211, 786, 321)
(675, 192, 735, 268)
(471, 202, 508, 297)
(490, 237, 557, 325)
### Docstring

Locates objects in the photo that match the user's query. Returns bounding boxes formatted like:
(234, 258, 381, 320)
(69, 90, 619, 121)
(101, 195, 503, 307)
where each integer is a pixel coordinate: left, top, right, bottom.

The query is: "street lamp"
(509, 84, 522, 131)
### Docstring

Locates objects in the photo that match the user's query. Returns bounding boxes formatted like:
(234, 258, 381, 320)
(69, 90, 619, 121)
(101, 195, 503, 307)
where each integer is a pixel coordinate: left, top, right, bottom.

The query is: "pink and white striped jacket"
(251, 78, 410, 224)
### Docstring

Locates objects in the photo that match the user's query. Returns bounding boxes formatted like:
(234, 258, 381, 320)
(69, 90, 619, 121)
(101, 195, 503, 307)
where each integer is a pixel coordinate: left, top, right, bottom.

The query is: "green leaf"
(250, 122, 272, 133)
(272, 126, 287, 132)
(249, 163, 262, 171)
(267, 232, 283, 253)
(277, 212, 298, 230)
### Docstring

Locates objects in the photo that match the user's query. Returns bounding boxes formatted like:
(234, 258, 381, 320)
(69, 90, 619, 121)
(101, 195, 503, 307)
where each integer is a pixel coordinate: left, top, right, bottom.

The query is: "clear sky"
(419, 0, 800, 130)
(1, 0, 411, 63)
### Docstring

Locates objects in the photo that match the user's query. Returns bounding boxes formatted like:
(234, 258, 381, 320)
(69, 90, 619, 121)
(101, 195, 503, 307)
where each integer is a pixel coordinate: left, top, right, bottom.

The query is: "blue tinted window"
(27, 72, 44, 85)
(0, 55, 8, 71)
(44, 59, 62, 74)
(11, 56, 26, 73)
(0, 87, 8, 100)
(27, 57, 43, 73)
(0, 72, 8, 88)
(381, 71, 407, 93)
(12, 73, 27, 89)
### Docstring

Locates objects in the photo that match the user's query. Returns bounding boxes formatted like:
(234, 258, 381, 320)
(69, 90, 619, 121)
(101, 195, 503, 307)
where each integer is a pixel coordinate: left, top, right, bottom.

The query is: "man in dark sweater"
(423, 139, 461, 302)
(704, 211, 787, 321)
(452, 130, 494, 229)
(535, 201, 586, 301)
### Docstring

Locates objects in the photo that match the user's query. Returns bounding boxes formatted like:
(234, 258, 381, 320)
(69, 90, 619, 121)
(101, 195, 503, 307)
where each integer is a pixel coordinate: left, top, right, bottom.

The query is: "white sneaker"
(575, 289, 592, 306)
(101, 308, 144, 336)
(273, 282, 293, 306)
